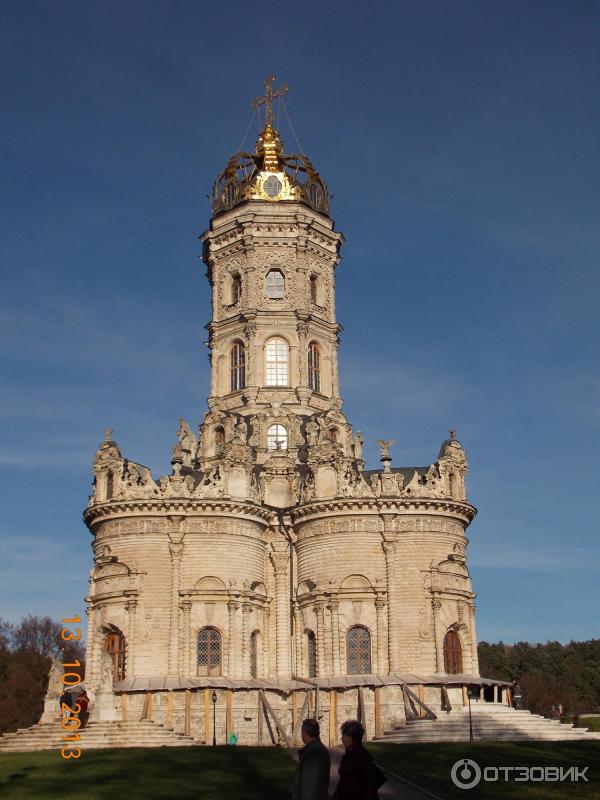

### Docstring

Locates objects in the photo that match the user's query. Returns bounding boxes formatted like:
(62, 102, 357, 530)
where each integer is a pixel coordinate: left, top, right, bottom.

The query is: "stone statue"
(306, 419, 319, 447)
(377, 439, 395, 460)
(352, 431, 364, 461)
(46, 656, 64, 697)
(176, 419, 197, 467)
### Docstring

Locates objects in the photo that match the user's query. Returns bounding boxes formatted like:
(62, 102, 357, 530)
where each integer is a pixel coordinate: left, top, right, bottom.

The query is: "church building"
(81, 78, 500, 744)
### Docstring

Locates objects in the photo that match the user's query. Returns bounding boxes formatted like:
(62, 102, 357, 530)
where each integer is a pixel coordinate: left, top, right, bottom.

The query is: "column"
(374, 597, 388, 675)
(244, 321, 257, 385)
(382, 538, 402, 673)
(293, 603, 304, 675)
(331, 338, 340, 398)
(227, 601, 240, 677)
(324, 602, 333, 674)
(297, 322, 308, 386)
(314, 601, 326, 677)
(181, 600, 192, 675)
(272, 550, 291, 677)
(242, 603, 253, 678)
(469, 602, 479, 674)
(125, 599, 137, 675)
(432, 599, 444, 673)
(328, 599, 341, 676)
(168, 542, 184, 675)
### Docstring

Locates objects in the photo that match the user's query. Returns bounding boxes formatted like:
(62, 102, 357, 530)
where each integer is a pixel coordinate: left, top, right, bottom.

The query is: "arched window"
(250, 630, 259, 678)
(231, 274, 241, 305)
(265, 337, 288, 386)
(267, 424, 288, 450)
(265, 269, 285, 298)
(214, 426, 225, 454)
(328, 427, 339, 443)
(443, 630, 463, 674)
(308, 343, 321, 392)
(306, 630, 317, 678)
(449, 473, 457, 499)
(103, 630, 126, 681)
(346, 626, 372, 675)
(230, 341, 246, 391)
(197, 626, 222, 676)
(105, 470, 114, 500)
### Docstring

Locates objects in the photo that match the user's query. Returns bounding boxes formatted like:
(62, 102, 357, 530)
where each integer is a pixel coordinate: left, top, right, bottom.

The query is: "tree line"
(478, 639, 600, 716)
(0, 615, 85, 735)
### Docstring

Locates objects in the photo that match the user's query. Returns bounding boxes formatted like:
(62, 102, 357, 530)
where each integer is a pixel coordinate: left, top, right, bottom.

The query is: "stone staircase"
(374, 704, 600, 743)
(0, 718, 197, 752)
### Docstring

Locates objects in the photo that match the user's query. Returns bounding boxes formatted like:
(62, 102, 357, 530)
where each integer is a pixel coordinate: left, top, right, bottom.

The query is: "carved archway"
(443, 629, 463, 674)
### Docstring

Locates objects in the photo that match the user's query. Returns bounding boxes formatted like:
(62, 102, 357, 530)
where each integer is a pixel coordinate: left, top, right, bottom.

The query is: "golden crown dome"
(211, 78, 330, 217)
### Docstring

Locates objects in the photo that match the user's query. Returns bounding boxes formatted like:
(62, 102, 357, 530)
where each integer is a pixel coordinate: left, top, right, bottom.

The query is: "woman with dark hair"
(332, 720, 385, 799)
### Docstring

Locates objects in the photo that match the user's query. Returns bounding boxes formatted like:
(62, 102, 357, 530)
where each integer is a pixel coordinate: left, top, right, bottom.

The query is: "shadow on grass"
(0, 746, 297, 800)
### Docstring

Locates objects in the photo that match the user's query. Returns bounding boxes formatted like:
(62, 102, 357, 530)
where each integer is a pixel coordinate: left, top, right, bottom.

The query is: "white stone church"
(80, 79, 505, 745)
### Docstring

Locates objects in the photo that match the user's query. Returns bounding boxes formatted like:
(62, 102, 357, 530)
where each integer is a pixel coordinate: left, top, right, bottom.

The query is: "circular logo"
(451, 759, 482, 789)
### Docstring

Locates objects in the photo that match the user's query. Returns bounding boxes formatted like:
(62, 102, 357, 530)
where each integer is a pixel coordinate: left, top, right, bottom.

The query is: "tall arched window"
(328, 427, 339, 443)
(250, 630, 260, 678)
(308, 343, 321, 392)
(103, 630, 126, 681)
(230, 341, 246, 391)
(267, 424, 288, 450)
(306, 630, 317, 678)
(197, 626, 222, 676)
(346, 626, 372, 675)
(105, 470, 114, 500)
(443, 630, 463, 674)
(265, 269, 285, 298)
(231, 274, 241, 305)
(265, 337, 288, 386)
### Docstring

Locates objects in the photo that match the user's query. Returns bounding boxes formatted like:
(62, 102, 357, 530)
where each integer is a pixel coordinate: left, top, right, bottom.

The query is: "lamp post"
(467, 687, 475, 742)
(211, 691, 217, 747)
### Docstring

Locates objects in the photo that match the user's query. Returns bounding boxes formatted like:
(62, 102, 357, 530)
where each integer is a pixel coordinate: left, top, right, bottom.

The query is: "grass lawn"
(370, 741, 600, 799)
(0, 746, 296, 800)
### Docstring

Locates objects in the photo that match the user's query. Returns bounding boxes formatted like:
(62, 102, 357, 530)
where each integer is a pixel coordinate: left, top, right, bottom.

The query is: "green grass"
(577, 717, 600, 733)
(370, 741, 600, 799)
(0, 746, 296, 799)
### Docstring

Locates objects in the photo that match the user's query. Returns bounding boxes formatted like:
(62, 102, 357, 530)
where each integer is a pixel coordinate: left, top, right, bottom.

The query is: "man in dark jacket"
(332, 720, 382, 800)
(293, 718, 331, 800)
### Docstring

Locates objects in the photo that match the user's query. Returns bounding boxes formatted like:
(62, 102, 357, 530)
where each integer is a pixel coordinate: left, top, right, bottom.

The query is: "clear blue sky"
(1, 1, 598, 646)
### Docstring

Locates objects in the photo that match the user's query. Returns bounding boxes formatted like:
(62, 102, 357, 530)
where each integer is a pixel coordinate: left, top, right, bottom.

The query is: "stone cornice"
(83, 498, 275, 530)
(290, 497, 477, 526)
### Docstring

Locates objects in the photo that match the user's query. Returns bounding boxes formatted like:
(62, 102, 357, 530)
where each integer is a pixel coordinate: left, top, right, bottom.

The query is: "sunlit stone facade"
(82, 82, 482, 742)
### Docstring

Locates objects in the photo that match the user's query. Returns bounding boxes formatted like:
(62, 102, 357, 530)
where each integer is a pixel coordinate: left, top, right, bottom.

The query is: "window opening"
(265, 337, 288, 386)
(346, 626, 372, 674)
(265, 269, 285, 299)
(267, 424, 288, 450)
(308, 343, 321, 392)
(230, 341, 246, 391)
(197, 627, 222, 676)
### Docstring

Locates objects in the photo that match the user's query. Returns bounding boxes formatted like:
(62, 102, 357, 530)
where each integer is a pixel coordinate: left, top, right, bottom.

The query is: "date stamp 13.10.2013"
(59, 615, 84, 760)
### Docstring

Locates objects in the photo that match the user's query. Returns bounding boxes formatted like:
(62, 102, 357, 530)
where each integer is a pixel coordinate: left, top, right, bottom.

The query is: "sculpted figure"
(46, 656, 64, 697)
(305, 419, 319, 447)
(352, 431, 364, 461)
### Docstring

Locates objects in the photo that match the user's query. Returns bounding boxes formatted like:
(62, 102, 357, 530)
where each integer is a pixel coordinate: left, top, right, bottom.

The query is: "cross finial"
(104, 428, 113, 441)
(449, 429, 457, 440)
(251, 75, 288, 129)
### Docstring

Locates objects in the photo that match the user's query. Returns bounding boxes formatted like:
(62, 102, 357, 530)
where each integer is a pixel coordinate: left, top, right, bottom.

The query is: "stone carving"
(46, 657, 63, 697)
(177, 419, 198, 467)
(99, 649, 114, 692)
(193, 465, 224, 498)
(352, 431, 363, 462)
(120, 461, 160, 500)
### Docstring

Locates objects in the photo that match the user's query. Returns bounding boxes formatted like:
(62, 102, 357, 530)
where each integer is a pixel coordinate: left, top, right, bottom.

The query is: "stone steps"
(0, 719, 197, 752)
(375, 708, 600, 743)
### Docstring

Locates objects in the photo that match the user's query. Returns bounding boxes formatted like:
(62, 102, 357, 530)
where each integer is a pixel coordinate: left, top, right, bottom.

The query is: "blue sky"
(0, 0, 598, 646)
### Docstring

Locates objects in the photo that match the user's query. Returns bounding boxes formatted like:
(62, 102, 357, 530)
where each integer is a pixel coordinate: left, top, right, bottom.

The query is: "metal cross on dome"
(251, 75, 288, 129)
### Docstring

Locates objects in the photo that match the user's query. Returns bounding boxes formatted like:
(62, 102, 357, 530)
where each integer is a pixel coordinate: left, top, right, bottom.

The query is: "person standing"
(332, 720, 384, 800)
(77, 690, 90, 728)
(59, 689, 73, 719)
(293, 718, 331, 800)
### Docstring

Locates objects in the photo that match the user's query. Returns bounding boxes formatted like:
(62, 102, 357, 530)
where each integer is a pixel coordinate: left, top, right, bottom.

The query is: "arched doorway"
(443, 629, 463, 674)
(103, 629, 126, 681)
